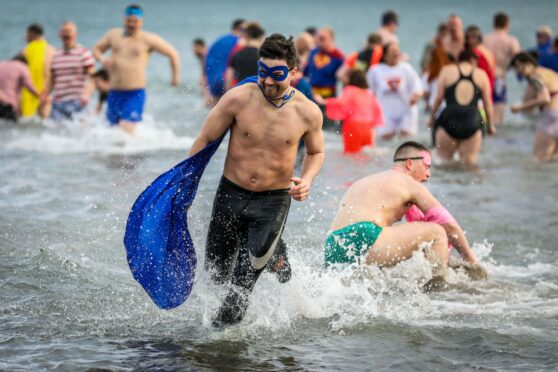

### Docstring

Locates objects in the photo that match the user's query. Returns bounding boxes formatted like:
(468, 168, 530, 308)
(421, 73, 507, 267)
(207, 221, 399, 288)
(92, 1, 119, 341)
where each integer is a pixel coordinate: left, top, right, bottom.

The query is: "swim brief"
(324, 221, 383, 267)
(106, 89, 146, 125)
(493, 77, 507, 104)
(0, 102, 17, 122)
(51, 99, 83, 121)
(206, 176, 291, 325)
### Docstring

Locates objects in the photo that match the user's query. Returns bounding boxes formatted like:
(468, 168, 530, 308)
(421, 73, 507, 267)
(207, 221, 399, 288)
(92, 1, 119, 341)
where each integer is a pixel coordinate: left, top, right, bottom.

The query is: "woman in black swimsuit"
(429, 50, 495, 167)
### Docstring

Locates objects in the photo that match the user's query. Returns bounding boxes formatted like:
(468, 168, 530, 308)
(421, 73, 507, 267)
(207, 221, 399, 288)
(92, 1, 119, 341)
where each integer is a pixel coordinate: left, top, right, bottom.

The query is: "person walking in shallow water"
(510, 52, 558, 162)
(189, 34, 324, 326)
(44, 21, 95, 121)
(93, 4, 180, 134)
(430, 50, 495, 168)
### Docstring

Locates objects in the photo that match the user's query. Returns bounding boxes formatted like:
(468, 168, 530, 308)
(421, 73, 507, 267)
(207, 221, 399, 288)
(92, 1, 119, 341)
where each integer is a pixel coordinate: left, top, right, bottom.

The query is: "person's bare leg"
(533, 130, 557, 162)
(435, 127, 458, 161)
(458, 130, 482, 169)
(365, 222, 449, 268)
(493, 103, 505, 126)
(119, 120, 137, 135)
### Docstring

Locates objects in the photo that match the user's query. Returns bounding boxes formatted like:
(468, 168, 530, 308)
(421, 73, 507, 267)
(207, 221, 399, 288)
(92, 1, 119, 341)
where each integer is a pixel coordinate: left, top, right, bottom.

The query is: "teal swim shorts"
(324, 221, 383, 267)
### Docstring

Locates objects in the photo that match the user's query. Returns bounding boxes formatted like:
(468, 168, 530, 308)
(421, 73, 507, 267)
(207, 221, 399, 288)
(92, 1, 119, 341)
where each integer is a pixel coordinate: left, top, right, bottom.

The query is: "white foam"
(3, 114, 193, 155)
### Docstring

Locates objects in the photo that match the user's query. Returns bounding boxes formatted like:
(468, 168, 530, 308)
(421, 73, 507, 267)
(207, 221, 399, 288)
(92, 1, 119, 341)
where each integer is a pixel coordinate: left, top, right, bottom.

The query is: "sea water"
(1, 0, 557, 370)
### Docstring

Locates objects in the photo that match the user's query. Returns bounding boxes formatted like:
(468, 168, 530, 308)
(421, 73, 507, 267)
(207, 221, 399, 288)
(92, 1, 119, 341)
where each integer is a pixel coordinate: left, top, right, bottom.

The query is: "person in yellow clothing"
(20, 23, 54, 119)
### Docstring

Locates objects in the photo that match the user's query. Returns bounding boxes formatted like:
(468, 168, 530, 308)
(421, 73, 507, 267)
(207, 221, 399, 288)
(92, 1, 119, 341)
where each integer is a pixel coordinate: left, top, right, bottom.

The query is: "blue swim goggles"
(257, 61, 292, 82)
(125, 7, 144, 18)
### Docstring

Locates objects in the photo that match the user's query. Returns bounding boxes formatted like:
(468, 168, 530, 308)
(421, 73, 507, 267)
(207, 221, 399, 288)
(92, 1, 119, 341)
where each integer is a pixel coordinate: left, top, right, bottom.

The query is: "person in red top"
(465, 25, 495, 98)
(321, 70, 384, 154)
(336, 33, 383, 85)
(45, 21, 95, 121)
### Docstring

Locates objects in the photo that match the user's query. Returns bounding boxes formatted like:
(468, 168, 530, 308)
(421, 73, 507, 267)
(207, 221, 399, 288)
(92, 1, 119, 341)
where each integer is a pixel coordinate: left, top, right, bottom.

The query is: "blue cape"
(123, 76, 257, 309)
(124, 136, 225, 309)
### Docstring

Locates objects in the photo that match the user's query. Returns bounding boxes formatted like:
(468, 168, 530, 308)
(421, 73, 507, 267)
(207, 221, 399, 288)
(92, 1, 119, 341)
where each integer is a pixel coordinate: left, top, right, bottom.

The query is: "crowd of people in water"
(1, 5, 557, 161)
(2, 4, 558, 326)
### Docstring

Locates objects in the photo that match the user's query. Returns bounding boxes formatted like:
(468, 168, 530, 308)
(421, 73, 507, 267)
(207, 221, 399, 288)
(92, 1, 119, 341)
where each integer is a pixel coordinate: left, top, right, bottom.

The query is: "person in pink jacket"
(322, 69, 383, 153)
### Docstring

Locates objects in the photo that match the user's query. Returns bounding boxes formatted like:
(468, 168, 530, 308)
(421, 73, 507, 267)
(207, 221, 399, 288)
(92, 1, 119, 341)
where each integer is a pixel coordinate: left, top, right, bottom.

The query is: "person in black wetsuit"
(188, 33, 325, 326)
(429, 50, 495, 167)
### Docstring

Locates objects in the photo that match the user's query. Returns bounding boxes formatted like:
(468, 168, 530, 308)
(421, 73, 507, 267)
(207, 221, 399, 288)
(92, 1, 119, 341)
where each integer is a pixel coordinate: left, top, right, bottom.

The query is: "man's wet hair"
(367, 33, 382, 46)
(348, 69, 368, 89)
(193, 38, 205, 46)
(382, 10, 398, 26)
(259, 33, 297, 69)
(13, 53, 28, 65)
(458, 49, 478, 62)
(243, 22, 265, 40)
(510, 52, 538, 69)
(494, 12, 509, 29)
(393, 141, 429, 161)
(27, 23, 44, 37)
(93, 68, 109, 81)
(231, 19, 245, 31)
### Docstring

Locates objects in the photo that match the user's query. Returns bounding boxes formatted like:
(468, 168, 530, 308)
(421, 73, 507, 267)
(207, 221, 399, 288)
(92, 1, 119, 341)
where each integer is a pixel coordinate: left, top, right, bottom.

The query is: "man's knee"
(428, 223, 448, 243)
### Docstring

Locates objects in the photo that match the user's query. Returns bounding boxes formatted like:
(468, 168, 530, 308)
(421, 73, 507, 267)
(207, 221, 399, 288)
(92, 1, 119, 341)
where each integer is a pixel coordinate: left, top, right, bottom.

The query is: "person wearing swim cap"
(325, 141, 484, 277)
(189, 33, 324, 326)
(92, 4, 180, 134)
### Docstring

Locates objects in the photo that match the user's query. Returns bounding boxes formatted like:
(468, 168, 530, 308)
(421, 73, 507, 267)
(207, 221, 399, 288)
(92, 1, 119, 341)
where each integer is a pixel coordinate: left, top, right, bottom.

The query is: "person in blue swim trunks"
(93, 4, 180, 134)
(325, 141, 483, 274)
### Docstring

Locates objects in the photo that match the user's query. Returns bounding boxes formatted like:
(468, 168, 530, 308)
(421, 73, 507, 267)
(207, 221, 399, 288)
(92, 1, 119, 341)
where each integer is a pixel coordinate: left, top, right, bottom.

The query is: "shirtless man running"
(189, 33, 324, 326)
(93, 4, 180, 134)
(325, 141, 482, 276)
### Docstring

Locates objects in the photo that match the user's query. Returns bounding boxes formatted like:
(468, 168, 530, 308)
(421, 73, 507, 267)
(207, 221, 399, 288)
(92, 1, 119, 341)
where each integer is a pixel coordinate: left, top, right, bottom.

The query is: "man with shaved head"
(45, 21, 95, 121)
(93, 4, 180, 134)
(445, 14, 465, 60)
(325, 141, 482, 276)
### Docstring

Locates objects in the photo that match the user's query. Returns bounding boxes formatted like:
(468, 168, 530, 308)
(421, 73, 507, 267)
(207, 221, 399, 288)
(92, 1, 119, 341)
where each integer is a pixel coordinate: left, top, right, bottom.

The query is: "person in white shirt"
(367, 43, 423, 140)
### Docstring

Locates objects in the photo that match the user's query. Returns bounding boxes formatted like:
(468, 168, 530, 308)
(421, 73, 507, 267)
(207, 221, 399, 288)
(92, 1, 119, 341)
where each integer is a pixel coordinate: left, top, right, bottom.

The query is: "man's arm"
(148, 33, 180, 86)
(478, 70, 495, 134)
(23, 66, 42, 98)
(511, 76, 550, 112)
(412, 180, 479, 264)
(80, 65, 96, 106)
(289, 103, 325, 201)
(188, 89, 240, 156)
(429, 67, 447, 126)
(443, 223, 478, 264)
(93, 30, 113, 67)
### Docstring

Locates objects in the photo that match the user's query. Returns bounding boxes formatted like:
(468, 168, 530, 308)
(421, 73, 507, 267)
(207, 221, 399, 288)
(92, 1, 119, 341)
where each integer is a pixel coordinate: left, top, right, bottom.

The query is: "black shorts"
(206, 176, 291, 325)
(0, 102, 17, 122)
